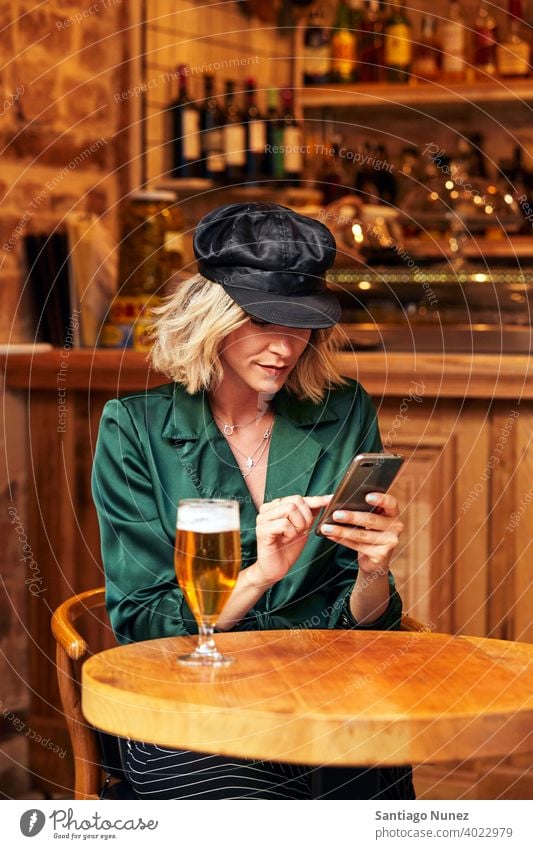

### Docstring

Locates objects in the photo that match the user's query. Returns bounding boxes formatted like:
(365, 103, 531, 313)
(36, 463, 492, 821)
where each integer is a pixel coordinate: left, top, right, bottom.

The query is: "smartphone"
(315, 453, 404, 535)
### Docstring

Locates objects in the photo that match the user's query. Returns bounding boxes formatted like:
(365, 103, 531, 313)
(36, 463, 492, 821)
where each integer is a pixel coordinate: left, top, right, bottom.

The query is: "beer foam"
(177, 502, 239, 533)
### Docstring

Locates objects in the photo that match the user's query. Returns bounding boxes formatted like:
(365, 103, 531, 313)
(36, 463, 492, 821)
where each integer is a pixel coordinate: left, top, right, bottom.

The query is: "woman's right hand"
(247, 494, 333, 589)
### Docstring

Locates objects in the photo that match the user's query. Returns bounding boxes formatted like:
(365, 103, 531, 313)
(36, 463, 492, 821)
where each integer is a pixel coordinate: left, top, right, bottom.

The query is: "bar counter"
(2, 348, 531, 399)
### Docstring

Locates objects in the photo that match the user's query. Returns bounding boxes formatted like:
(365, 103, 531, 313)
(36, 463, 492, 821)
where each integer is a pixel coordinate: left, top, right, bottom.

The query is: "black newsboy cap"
(193, 202, 341, 328)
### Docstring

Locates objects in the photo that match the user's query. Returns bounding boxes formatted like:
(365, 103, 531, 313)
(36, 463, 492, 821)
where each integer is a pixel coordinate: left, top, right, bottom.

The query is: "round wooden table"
(82, 629, 533, 766)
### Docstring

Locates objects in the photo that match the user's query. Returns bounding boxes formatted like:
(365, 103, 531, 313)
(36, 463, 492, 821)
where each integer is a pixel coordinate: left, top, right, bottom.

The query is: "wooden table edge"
(81, 631, 533, 767)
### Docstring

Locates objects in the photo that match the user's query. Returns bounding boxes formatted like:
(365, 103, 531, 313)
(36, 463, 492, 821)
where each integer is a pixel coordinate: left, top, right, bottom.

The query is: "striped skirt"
(118, 738, 415, 800)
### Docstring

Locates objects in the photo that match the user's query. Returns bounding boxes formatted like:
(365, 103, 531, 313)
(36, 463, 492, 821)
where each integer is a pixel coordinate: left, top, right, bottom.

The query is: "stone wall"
(0, 0, 128, 797)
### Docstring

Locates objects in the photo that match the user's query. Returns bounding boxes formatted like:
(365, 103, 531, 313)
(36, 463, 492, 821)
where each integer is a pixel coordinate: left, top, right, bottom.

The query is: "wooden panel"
(453, 405, 491, 637)
(414, 759, 533, 800)
(27, 393, 79, 792)
(391, 449, 439, 628)
(488, 403, 520, 640)
(512, 409, 533, 643)
(377, 401, 457, 633)
(395, 441, 455, 634)
(26, 391, 115, 794)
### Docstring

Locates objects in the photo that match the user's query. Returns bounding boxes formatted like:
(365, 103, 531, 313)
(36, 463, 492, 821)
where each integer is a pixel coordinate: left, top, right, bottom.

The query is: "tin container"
(118, 190, 184, 296)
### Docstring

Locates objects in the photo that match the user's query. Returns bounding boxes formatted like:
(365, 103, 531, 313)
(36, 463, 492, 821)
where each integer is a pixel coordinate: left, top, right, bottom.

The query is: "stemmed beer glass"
(174, 499, 241, 666)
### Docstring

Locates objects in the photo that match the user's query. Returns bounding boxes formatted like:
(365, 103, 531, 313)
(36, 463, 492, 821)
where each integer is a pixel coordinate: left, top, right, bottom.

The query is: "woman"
(92, 202, 414, 799)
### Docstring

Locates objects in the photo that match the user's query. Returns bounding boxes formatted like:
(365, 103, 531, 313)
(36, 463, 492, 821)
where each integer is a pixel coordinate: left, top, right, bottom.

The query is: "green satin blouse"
(91, 378, 403, 644)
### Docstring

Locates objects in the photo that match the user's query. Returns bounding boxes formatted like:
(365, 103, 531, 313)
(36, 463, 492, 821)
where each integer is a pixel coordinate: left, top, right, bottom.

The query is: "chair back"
(51, 587, 112, 800)
(400, 614, 427, 632)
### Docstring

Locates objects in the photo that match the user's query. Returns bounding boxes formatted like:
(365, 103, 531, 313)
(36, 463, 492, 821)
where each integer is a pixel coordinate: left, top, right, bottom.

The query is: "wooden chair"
(51, 587, 124, 800)
(400, 613, 428, 633)
(51, 586, 427, 799)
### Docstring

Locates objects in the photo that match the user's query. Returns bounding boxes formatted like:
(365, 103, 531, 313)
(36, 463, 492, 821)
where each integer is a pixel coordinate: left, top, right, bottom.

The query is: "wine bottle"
(264, 88, 284, 181)
(412, 16, 441, 82)
(317, 131, 351, 205)
(360, 0, 385, 83)
(384, 0, 412, 83)
(222, 80, 246, 185)
(243, 78, 266, 184)
(500, 145, 531, 204)
(473, 1, 498, 78)
(398, 145, 422, 201)
(168, 65, 201, 178)
(450, 133, 488, 182)
(354, 141, 381, 202)
(303, 6, 331, 86)
(374, 143, 397, 204)
(468, 133, 489, 180)
(330, 0, 356, 83)
(497, 0, 530, 77)
(280, 88, 303, 186)
(441, 0, 466, 82)
(348, 0, 365, 81)
(200, 75, 225, 181)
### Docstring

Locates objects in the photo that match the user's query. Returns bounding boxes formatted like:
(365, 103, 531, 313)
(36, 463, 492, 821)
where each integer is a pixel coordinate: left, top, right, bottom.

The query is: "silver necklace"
(213, 408, 271, 436)
(240, 425, 273, 479)
(222, 419, 273, 478)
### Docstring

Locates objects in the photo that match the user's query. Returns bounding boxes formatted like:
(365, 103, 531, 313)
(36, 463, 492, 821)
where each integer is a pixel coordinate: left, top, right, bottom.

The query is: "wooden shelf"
(300, 79, 533, 110)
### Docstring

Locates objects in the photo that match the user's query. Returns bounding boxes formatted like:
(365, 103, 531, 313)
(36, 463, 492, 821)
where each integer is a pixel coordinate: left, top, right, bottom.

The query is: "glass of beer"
(174, 498, 241, 666)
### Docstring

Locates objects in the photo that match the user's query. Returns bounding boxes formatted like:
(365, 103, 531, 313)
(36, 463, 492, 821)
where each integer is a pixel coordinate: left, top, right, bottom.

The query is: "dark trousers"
(118, 738, 415, 800)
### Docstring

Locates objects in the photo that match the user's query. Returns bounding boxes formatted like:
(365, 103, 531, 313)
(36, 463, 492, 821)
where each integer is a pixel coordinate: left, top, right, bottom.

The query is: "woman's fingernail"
(366, 493, 379, 503)
(322, 524, 334, 534)
(333, 511, 346, 520)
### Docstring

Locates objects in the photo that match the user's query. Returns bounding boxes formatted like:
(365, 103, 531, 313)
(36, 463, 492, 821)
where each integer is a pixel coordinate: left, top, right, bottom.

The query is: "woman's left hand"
(320, 492, 404, 574)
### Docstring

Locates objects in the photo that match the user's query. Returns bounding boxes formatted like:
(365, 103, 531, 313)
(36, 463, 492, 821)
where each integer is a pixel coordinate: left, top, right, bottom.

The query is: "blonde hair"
(149, 273, 346, 403)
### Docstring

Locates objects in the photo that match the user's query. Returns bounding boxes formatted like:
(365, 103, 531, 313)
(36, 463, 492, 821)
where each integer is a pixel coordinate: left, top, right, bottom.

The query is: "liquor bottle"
(349, 0, 365, 81)
(412, 16, 441, 82)
(468, 133, 489, 180)
(399, 145, 421, 180)
(499, 145, 530, 196)
(450, 133, 488, 181)
(168, 65, 201, 178)
(264, 88, 284, 180)
(330, 0, 356, 83)
(200, 75, 225, 181)
(349, 0, 365, 29)
(497, 0, 530, 77)
(317, 132, 351, 204)
(441, 0, 466, 82)
(222, 80, 246, 185)
(374, 143, 397, 204)
(398, 145, 422, 202)
(354, 141, 381, 201)
(384, 0, 413, 83)
(360, 0, 385, 83)
(243, 79, 266, 184)
(280, 88, 303, 185)
(303, 6, 331, 85)
(473, 1, 498, 77)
